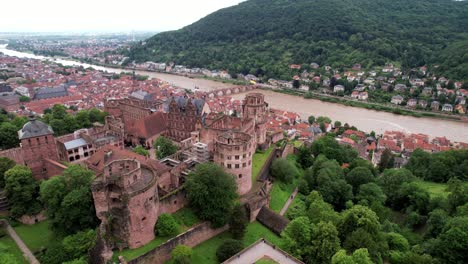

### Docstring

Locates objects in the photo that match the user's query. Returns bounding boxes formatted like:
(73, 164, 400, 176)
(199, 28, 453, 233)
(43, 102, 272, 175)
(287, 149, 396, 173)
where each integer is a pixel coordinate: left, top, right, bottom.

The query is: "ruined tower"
(242, 93, 268, 148)
(90, 154, 159, 249)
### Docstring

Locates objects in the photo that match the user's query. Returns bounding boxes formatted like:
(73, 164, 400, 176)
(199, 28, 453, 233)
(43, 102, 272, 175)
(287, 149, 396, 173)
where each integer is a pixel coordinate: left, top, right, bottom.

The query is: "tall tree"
(0, 157, 15, 188)
(378, 148, 395, 172)
(0, 123, 19, 150)
(4, 165, 42, 218)
(40, 165, 98, 235)
(308, 221, 341, 264)
(186, 163, 238, 227)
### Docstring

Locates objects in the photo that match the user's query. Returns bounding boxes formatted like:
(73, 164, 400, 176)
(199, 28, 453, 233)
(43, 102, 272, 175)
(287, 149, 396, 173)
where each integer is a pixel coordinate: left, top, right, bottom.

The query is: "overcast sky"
(1, 0, 245, 33)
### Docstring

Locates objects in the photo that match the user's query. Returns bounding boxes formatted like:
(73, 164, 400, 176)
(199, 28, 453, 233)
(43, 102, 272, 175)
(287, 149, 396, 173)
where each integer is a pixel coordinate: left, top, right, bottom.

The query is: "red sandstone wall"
(127, 222, 229, 264)
(0, 147, 24, 165)
(158, 190, 187, 216)
(126, 184, 159, 249)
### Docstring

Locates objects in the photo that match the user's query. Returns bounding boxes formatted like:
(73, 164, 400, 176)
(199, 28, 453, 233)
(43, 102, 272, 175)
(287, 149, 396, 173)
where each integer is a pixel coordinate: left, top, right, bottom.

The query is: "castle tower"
(18, 116, 59, 179)
(242, 93, 268, 147)
(214, 131, 255, 195)
(91, 157, 159, 249)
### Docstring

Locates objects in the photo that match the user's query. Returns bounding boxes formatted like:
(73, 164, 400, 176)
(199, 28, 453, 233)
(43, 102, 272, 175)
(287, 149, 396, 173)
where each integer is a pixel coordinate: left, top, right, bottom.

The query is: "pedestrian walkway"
(0, 219, 39, 264)
(279, 187, 298, 216)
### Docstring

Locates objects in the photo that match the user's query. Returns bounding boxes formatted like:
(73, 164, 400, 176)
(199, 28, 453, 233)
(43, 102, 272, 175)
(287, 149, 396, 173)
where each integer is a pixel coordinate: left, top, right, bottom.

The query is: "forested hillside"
(125, 0, 468, 81)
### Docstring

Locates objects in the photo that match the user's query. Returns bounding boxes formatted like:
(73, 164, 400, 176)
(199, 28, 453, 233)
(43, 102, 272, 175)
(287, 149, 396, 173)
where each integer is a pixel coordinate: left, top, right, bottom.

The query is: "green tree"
(52, 104, 67, 119)
(186, 163, 238, 227)
(447, 178, 468, 214)
(430, 216, 468, 264)
(308, 115, 316, 124)
(216, 239, 243, 262)
(4, 165, 42, 218)
(171, 245, 192, 261)
(75, 111, 91, 128)
(308, 221, 341, 264)
(356, 183, 386, 206)
(339, 205, 385, 262)
(281, 216, 312, 259)
(0, 123, 19, 149)
(154, 136, 178, 159)
(315, 160, 353, 210)
(332, 248, 373, 264)
(270, 158, 299, 183)
(0, 157, 15, 188)
(296, 146, 314, 169)
(386, 232, 409, 252)
(379, 169, 414, 210)
(156, 214, 180, 237)
(62, 229, 96, 261)
(345, 167, 375, 195)
(378, 148, 395, 172)
(306, 191, 340, 225)
(40, 165, 98, 235)
(317, 116, 332, 124)
(133, 145, 149, 157)
(88, 108, 106, 123)
(229, 204, 248, 239)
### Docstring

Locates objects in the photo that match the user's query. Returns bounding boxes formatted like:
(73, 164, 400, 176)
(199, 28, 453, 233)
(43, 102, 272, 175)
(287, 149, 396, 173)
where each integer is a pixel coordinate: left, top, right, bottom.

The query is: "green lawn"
(256, 258, 279, 264)
(270, 182, 296, 212)
(191, 221, 281, 264)
(414, 180, 449, 197)
(252, 146, 274, 183)
(116, 208, 200, 262)
(191, 232, 231, 264)
(172, 208, 200, 230)
(116, 236, 169, 262)
(0, 229, 28, 264)
(14, 220, 55, 253)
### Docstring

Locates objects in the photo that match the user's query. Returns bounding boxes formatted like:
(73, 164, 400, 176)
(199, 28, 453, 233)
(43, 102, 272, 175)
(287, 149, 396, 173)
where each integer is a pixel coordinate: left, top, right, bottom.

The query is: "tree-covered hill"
(126, 0, 468, 80)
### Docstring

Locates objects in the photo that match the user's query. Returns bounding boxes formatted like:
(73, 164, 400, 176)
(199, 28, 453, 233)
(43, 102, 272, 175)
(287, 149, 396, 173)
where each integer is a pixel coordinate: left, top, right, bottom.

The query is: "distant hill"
(126, 0, 468, 81)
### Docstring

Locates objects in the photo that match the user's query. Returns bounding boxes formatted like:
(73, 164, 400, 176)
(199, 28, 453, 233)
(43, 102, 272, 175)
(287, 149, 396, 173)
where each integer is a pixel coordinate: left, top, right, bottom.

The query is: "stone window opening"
(235, 155, 239, 160)
(36, 138, 40, 144)
(142, 217, 146, 221)
(75, 155, 80, 160)
(133, 175, 138, 182)
(84, 152, 89, 157)
(227, 164, 232, 169)
(69, 156, 75, 162)
(238, 174, 242, 179)
(174, 200, 177, 204)
(235, 164, 240, 168)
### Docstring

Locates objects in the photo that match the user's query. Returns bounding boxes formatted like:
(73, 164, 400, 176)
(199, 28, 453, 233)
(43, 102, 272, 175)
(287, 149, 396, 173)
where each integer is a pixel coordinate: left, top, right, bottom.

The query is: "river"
(1, 45, 467, 142)
(231, 90, 468, 142)
(0, 44, 232, 92)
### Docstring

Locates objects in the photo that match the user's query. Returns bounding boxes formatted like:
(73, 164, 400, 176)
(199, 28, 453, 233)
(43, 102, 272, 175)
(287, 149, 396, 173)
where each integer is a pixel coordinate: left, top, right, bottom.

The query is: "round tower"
(214, 131, 255, 195)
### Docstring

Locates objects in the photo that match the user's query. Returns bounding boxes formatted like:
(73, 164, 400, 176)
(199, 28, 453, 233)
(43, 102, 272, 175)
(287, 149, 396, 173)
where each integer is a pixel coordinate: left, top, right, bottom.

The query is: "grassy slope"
(252, 146, 274, 183)
(13, 220, 55, 253)
(270, 182, 295, 212)
(0, 230, 28, 264)
(414, 180, 449, 198)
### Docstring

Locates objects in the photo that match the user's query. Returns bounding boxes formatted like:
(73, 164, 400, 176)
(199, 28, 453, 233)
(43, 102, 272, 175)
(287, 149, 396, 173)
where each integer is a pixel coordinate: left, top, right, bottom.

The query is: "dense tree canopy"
(4, 165, 42, 218)
(406, 149, 467, 182)
(126, 0, 468, 81)
(40, 165, 98, 235)
(186, 163, 238, 227)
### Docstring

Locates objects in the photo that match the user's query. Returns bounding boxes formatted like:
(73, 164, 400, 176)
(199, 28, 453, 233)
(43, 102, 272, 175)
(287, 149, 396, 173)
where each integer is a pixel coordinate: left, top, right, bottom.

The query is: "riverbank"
(266, 88, 464, 122)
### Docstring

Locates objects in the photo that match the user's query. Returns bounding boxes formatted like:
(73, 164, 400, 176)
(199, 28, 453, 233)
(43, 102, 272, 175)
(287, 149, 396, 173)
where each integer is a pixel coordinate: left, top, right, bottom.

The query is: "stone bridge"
(206, 85, 258, 98)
